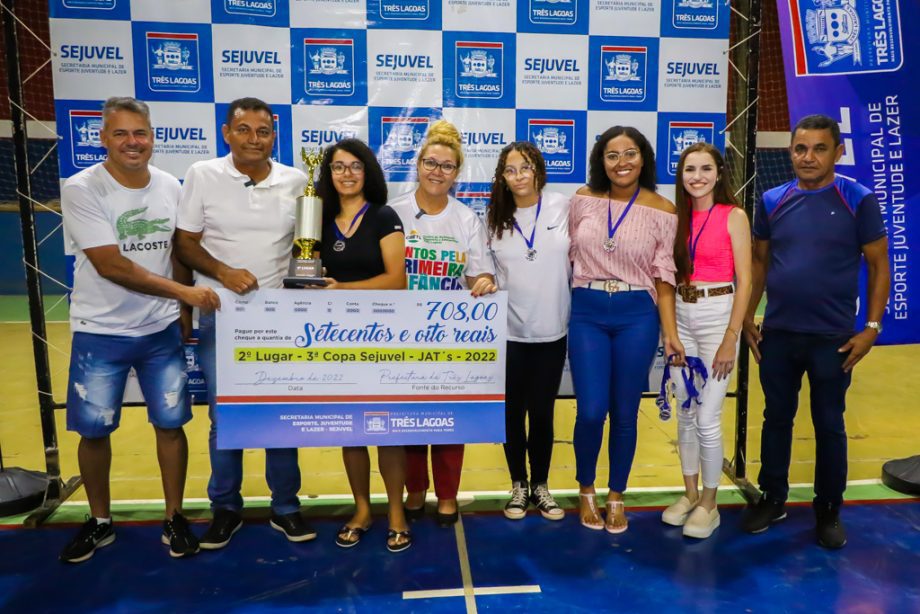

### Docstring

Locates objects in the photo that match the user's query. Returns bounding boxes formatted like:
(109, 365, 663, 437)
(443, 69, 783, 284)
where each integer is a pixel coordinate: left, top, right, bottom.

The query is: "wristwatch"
(865, 321, 883, 334)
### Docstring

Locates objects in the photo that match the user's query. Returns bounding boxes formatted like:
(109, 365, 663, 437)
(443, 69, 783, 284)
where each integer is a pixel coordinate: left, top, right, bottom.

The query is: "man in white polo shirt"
(175, 97, 313, 549)
(59, 97, 220, 563)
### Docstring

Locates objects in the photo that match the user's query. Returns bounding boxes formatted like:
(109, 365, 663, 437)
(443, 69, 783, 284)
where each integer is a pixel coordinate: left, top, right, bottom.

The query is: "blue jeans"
(569, 288, 660, 492)
(67, 321, 191, 437)
(757, 329, 852, 507)
(198, 313, 301, 515)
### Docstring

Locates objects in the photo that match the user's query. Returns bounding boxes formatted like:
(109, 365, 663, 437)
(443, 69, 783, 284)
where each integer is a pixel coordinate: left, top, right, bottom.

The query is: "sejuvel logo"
(69, 110, 106, 169)
(673, 0, 718, 30)
(224, 0, 277, 17)
(601, 46, 646, 103)
(364, 412, 389, 434)
(305, 39, 354, 97)
(146, 32, 201, 93)
(456, 42, 503, 100)
(301, 127, 359, 147)
(380, 117, 429, 173)
(381, 0, 429, 21)
(529, 0, 576, 26)
(668, 121, 714, 175)
(789, 0, 902, 76)
(529, 119, 574, 176)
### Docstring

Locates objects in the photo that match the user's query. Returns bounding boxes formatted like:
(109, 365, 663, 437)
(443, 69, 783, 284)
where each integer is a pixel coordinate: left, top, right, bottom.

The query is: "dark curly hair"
(673, 142, 739, 285)
(487, 142, 547, 240)
(315, 138, 388, 221)
(587, 126, 657, 194)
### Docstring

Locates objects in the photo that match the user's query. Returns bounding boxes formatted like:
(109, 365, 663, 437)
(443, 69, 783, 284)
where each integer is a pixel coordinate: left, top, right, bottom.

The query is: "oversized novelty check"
(214, 289, 507, 449)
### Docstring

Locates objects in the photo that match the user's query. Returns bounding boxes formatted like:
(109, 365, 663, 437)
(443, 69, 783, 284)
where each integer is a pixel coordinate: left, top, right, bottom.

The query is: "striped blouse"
(568, 193, 678, 304)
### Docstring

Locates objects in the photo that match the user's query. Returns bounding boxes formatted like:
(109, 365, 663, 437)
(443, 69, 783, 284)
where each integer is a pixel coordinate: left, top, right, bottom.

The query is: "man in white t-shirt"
(59, 97, 220, 563)
(175, 97, 313, 549)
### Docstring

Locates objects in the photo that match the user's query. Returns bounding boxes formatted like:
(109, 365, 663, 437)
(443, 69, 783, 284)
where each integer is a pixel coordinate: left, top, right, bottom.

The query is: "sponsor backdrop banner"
(776, 0, 918, 345)
(214, 289, 507, 448)
(49, 0, 730, 203)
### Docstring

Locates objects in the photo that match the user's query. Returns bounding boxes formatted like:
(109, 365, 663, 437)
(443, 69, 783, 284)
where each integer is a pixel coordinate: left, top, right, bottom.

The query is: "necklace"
(604, 186, 640, 252)
(512, 196, 542, 261)
(333, 202, 369, 252)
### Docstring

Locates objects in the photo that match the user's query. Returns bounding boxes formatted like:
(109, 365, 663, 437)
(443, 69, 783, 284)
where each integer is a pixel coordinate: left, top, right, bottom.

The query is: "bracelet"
(726, 327, 740, 338)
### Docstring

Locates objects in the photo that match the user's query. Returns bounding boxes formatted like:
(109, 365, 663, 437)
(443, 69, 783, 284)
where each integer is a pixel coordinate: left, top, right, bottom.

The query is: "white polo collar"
(221, 154, 279, 188)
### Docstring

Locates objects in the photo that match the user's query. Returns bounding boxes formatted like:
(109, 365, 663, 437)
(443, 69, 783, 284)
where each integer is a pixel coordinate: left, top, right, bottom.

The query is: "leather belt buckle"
(604, 280, 622, 293)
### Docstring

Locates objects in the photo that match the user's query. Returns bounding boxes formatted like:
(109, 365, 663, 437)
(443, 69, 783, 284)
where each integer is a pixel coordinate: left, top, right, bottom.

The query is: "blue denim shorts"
(66, 320, 192, 438)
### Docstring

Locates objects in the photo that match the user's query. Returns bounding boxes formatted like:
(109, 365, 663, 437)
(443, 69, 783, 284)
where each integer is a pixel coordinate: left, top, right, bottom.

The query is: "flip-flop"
(335, 524, 370, 548)
(579, 493, 604, 531)
(605, 500, 628, 534)
(386, 529, 412, 553)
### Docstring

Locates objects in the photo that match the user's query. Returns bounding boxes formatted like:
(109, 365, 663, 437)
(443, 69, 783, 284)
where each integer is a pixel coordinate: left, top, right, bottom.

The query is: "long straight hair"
(673, 142, 739, 285)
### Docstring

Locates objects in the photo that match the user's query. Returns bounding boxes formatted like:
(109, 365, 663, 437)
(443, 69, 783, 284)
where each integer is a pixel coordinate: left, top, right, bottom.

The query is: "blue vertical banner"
(777, 0, 918, 344)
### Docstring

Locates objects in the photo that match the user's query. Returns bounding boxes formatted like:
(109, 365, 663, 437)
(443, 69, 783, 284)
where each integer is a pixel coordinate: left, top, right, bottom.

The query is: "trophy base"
(283, 276, 328, 288)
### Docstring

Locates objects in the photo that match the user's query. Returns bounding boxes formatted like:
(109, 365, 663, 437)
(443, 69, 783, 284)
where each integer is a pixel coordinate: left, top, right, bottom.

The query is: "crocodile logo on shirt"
(116, 207, 170, 240)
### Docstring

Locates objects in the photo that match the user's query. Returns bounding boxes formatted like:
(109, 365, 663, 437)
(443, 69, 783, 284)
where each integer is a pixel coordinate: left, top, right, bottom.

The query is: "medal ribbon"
(656, 354, 709, 421)
(607, 186, 641, 247)
(688, 205, 716, 273)
(512, 196, 542, 255)
(334, 202, 370, 244)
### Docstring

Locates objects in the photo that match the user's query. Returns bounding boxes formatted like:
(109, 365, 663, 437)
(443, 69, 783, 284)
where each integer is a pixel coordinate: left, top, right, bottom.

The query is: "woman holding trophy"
(313, 138, 411, 552)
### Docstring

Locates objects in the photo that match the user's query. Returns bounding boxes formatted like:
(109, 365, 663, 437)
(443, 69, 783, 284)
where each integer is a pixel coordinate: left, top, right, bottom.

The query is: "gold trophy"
(283, 147, 326, 288)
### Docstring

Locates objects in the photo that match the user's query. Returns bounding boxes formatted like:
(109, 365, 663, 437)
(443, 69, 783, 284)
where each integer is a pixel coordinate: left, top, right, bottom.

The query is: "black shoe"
(270, 512, 317, 542)
(740, 495, 787, 534)
(436, 510, 459, 527)
(404, 505, 425, 522)
(199, 509, 243, 550)
(504, 481, 529, 520)
(60, 517, 115, 563)
(815, 503, 847, 549)
(161, 513, 200, 558)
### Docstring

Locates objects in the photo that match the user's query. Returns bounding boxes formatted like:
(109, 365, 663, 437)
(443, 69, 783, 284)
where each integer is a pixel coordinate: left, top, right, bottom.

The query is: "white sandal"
(579, 493, 604, 530)
(605, 499, 628, 534)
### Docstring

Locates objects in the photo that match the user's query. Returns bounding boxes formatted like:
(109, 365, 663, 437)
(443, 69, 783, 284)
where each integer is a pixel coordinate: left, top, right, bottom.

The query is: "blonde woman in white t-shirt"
(389, 120, 497, 527)
(487, 142, 570, 522)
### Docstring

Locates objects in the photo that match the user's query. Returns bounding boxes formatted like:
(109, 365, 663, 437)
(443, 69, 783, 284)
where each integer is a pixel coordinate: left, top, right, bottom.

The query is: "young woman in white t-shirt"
(486, 142, 570, 522)
(389, 120, 497, 527)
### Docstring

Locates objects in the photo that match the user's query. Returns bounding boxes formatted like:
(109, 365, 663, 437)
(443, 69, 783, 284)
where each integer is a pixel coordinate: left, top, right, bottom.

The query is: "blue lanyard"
(688, 205, 716, 271)
(656, 354, 709, 421)
(512, 196, 541, 260)
(333, 202, 370, 243)
(605, 187, 640, 251)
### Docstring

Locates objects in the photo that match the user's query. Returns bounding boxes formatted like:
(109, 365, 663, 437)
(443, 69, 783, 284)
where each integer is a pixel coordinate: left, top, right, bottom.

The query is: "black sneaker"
(199, 509, 243, 550)
(60, 517, 115, 563)
(530, 483, 565, 521)
(815, 503, 847, 549)
(270, 512, 317, 542)
(503, 481, 529, 520)
(740, 495, 787, 534)
(161, 513, 200, 558)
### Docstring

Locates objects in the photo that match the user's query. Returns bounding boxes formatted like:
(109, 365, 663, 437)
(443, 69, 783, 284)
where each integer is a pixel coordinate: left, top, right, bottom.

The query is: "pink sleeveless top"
(689, 204, 734, 282)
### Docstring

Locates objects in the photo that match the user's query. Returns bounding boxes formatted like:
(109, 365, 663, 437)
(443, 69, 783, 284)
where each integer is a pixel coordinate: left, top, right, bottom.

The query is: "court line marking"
(403, 586, 541, 600)
(455, 515, 478, 613)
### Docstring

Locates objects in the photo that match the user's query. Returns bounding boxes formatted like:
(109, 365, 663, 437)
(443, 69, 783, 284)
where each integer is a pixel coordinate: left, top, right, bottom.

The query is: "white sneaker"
(661, 495, 698, 526)
(682, 505, 720, 539)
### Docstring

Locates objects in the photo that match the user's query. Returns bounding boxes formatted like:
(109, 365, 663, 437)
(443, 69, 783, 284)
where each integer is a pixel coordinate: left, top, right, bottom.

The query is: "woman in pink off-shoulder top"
(568, 126, 685, 534)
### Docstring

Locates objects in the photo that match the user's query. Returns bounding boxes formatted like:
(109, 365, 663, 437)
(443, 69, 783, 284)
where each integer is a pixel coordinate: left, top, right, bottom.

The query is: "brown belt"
(677, 284, 734, 303)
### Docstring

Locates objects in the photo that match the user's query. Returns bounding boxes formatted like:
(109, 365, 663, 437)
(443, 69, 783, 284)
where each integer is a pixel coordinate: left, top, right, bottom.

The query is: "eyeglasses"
(420, 158, 458, 174)
(231, 125, 273, 139)
(330, 161, 365, 175)
(502, 164, 535, 179)
(604, 149, 640, 164)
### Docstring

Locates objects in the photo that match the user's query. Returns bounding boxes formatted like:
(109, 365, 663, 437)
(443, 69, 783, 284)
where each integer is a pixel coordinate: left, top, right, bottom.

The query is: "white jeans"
(671, 288, 737, 489)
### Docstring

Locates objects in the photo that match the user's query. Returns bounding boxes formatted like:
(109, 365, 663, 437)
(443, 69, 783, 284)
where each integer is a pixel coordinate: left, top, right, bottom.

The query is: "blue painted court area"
(1, 502, 918, 613)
